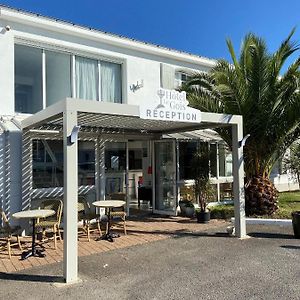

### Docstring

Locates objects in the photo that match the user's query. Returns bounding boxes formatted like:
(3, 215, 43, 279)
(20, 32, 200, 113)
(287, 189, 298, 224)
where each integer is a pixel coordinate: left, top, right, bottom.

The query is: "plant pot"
(196, 211, 210, 223)
(179, 202, 186, 215)
(185, 207, 195, 218)
(291, 211, 300, 238)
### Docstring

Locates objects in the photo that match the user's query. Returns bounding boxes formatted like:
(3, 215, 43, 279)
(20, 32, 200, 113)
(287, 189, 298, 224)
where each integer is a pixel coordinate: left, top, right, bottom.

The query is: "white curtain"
(101, 61, 121, 103)
(75, 56, 98, 101)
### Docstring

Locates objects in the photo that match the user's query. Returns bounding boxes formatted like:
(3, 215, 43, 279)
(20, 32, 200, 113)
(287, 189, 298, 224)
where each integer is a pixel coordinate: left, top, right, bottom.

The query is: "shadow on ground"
(0, 272, 63, 283)
(280, 245, 300, 250)
(247, 232, 294, 239)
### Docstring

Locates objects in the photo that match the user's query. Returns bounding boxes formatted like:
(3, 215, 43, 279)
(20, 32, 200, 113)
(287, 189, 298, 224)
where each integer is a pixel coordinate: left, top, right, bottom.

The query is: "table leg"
(21, 218, 46, 260)
(96, 208, 120, 242)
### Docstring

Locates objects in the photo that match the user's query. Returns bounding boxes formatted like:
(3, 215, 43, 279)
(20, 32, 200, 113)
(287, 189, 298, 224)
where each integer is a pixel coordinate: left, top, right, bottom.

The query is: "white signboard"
(140, 88, 201, 123)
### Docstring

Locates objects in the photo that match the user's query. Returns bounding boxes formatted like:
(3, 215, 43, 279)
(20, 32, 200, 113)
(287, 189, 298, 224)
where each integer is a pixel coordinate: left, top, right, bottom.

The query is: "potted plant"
(191, 143, 214, 223)
(178, 199, 190, 215)
(194, 177, 214, 223)
(184, 201, 195, 218)
(291, 211, 300, 239)
(283, 143, 300, 238)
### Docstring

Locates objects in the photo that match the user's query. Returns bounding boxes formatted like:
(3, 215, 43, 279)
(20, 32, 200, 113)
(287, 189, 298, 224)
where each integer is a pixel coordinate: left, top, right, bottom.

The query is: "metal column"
(63, 110, 78, 283)
(232, 122, 246, 238)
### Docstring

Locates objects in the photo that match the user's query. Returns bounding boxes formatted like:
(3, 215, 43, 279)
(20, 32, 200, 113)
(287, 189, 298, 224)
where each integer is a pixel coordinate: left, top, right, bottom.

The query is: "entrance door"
(153, 140, 177, 215)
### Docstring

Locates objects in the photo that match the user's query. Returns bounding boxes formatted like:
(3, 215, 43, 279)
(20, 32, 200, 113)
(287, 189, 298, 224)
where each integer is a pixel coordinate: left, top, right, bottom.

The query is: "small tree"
(283, 142, 300, 188)
(192, 143, 215, 212)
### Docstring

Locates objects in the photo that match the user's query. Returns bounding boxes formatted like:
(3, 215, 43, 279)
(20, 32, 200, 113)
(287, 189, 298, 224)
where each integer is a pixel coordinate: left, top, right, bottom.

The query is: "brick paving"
(0, 217, 228, 273)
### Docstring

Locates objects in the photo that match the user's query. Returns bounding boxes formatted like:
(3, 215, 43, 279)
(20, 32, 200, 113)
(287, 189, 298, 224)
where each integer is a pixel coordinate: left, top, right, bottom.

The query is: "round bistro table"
(12, 209, 55, 260)
(92, 200, 125, 242)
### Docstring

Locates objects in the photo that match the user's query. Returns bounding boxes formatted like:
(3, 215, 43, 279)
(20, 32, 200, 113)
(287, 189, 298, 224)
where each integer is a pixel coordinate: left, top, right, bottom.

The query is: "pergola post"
(63, 110, 78, 283)
(21, 129, 32, 211)
(232, 121, 246, 238)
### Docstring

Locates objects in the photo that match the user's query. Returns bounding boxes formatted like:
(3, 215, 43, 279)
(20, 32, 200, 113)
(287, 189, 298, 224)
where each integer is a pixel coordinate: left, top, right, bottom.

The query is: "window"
(105, 142, 126, 172)
(218, 144, 232, 177)
(78, 142, 95, 186)
(75, 56, 98, 101)
(15, 45, 43, 113)
(32, 140, 63, 188)
(32, 140, 95, 188)
(179, 141, 229, 180)
(75, 56, 122, 103)
(175, 71, 191, 89)
(101, 61, 122, 103)
(14, 44, 123, 114)
(179, 141, 198, 180)
(46, 50, 71, 106)
(209, 143, 218, 177)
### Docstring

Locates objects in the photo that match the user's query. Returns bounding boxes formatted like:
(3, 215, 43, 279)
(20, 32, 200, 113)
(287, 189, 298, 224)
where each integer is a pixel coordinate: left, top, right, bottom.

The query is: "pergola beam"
(20, 98, 247, 283)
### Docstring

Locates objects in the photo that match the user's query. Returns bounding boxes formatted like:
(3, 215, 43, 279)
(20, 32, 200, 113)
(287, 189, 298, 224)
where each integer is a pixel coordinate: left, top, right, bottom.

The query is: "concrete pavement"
(0, 223, 299, 300)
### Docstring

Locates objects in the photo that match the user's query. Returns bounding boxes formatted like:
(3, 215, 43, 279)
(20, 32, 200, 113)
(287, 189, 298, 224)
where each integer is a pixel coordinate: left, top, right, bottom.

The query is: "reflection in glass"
(32, 140, 95, 188)
(15, 45, 43, 113)
(105, 142, 126, 195)
(46, 51, 71, 106)
(155, 142, 175, 211)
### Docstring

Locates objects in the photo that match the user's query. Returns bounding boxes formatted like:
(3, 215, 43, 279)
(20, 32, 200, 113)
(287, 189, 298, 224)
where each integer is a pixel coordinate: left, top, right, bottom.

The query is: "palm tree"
(181, 29, 300, 215)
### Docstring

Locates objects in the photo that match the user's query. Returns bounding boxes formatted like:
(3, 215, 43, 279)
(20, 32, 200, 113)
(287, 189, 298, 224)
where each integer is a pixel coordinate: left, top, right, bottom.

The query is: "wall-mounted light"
(69, 125, 80, 144)
(1, 25, 11, 34)
(130, 80, 144, 92)
(238, 134, 250, 148)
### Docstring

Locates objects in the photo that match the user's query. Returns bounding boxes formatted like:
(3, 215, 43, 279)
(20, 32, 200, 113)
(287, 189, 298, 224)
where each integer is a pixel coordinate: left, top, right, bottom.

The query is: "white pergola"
(21, 98, 246, 283)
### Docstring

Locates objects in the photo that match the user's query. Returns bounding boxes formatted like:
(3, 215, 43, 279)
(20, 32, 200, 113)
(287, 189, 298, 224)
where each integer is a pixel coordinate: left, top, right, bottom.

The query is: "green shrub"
(209, 205, 234, 219)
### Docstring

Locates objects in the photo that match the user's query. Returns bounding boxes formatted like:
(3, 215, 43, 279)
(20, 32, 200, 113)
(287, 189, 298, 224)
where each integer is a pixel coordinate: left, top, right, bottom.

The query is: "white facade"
(0, 6, 249, 283)
(0, 6, 219, 218)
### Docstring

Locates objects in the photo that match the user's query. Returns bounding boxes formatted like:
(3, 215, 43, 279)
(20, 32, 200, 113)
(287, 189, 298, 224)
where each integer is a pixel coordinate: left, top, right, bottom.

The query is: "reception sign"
(140, 88, 201, 123)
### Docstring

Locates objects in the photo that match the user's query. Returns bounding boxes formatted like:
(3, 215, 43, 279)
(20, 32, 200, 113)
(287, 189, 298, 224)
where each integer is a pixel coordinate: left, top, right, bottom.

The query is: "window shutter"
(160, 63, 175, 89)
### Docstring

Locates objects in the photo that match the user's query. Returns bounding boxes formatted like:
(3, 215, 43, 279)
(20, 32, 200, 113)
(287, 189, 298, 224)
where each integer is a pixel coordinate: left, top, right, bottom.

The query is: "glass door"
(153, 140, 177, 215)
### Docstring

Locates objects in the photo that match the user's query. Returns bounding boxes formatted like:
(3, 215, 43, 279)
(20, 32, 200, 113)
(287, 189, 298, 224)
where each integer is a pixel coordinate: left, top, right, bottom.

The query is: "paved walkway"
(0, 217, 228, 273)
(0, 223, 298, 300)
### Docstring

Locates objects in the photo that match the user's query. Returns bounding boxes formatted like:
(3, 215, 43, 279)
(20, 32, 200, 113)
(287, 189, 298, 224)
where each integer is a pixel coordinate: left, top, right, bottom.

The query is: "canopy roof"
(21, 98, 242, 136)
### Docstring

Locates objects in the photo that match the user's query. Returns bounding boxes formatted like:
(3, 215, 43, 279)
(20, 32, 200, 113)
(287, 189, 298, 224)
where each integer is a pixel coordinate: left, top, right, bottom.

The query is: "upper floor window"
(75, 56, 122, 103)
(175, 71, 191, 89)
(46, 50, 72, 107)
(14, 44, 122, 114)
(15, 45, 43, 114)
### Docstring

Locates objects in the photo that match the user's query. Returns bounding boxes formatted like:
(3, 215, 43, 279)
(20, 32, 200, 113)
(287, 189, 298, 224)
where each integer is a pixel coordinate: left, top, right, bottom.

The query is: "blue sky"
(1, 0, 300, 62)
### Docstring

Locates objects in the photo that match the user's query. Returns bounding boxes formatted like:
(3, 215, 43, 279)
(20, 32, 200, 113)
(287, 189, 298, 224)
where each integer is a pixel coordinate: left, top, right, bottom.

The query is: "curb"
(231, 217, 292, 227)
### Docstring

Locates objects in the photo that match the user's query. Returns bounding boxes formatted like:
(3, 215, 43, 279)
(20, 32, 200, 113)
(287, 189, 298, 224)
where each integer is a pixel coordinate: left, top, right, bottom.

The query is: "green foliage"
(184, 201, 195, 208)
(210, 191, 300, 219)
(181, 29, 300, 181)
(283, 142, 300, 185)
(191, 143, 215, 211)
(209, 205, 235, 219)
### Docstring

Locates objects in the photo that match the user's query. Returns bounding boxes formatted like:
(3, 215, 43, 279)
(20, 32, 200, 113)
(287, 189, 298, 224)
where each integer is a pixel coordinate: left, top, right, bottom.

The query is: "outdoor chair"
(78, 196, 102, 241)
(109, 192, 127, 235)
(0, 209, 23, 259)
(35, 198, 63, 249)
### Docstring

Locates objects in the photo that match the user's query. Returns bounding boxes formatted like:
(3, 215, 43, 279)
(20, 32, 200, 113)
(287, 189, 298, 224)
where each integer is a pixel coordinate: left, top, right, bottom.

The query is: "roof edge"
(0, 5, 217, 67)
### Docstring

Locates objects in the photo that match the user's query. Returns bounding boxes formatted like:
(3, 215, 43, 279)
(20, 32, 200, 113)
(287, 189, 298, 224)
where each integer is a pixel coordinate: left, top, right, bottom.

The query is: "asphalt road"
(0, 224, 299, 300)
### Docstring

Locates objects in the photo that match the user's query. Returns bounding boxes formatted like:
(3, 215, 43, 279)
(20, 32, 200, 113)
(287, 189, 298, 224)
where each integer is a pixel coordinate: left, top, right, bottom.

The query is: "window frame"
(14, 41, 125, 113)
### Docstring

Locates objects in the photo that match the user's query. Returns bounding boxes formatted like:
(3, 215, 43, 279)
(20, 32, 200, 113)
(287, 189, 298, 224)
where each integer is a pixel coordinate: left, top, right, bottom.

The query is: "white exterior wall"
(271, 173, 299, 192)
(0, 7, 215, 222)
(0, 25, 14, 115)
(0, 11, 213, 115)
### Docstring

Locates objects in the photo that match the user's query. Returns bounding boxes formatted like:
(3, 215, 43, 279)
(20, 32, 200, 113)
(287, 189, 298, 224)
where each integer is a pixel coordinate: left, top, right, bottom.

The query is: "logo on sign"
(140, 88, 201, 123)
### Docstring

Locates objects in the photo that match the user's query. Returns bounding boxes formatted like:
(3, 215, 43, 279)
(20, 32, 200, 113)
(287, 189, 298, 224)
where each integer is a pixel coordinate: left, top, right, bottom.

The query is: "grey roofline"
(0, 4, 217, 65)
